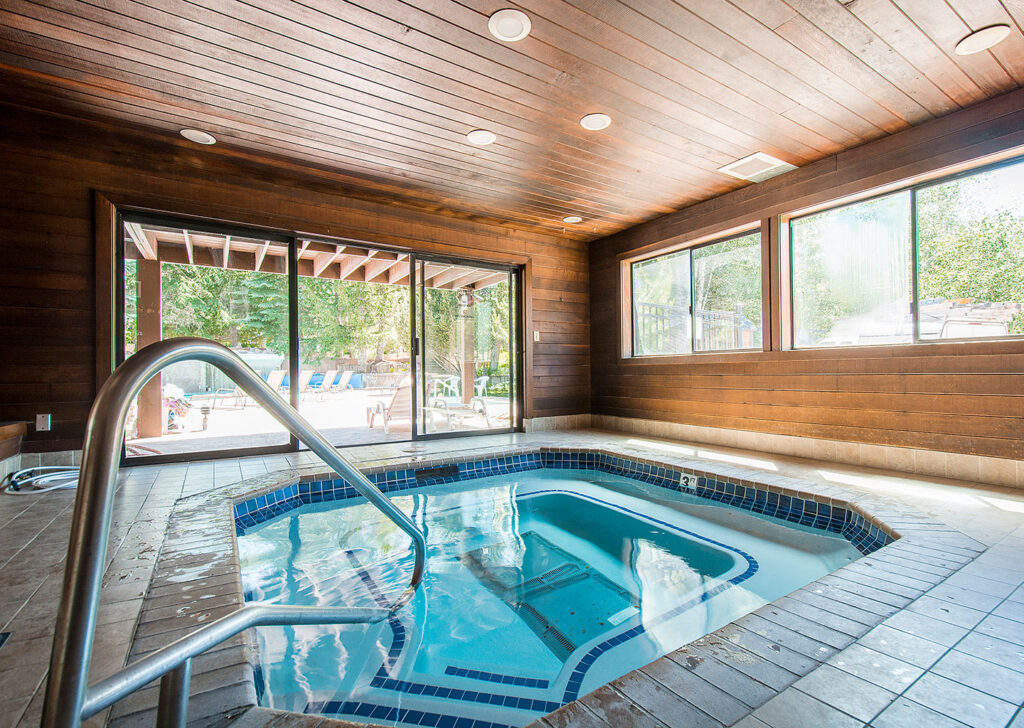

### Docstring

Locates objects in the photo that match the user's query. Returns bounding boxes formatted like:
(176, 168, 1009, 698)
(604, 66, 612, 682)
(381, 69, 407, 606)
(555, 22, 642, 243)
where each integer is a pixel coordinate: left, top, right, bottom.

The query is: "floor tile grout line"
(862, 536, 1024, 726)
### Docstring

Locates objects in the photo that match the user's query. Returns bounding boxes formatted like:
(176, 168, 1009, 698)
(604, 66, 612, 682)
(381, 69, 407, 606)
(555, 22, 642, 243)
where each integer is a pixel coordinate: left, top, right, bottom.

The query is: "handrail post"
(42, 338, 427, 728)
(156, 659, 191, 728)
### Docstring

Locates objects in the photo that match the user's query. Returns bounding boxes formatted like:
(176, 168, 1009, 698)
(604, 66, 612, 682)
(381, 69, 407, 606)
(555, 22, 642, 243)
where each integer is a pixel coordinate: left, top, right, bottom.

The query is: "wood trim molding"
(761, 217, 775, 353)
(94, 191, 117, 393)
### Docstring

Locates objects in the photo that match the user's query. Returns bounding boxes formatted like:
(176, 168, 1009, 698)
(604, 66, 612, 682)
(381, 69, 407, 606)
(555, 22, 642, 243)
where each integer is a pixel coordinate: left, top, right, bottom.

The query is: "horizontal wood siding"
(0, 105, 589, 451)
(590, 90, 1024, 461)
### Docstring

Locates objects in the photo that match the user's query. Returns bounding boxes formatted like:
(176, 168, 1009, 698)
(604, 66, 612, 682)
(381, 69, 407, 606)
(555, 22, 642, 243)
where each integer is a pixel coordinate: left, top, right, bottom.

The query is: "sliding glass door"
(296, 241, 412, 445)
(413, 257, 518, 438)
(120, 217, 293, 459)
(118, 213, 521, 462)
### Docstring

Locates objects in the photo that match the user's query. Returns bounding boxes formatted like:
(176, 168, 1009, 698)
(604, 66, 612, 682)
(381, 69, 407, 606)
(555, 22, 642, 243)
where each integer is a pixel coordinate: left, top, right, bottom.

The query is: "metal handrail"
(42, 338, 428, 728)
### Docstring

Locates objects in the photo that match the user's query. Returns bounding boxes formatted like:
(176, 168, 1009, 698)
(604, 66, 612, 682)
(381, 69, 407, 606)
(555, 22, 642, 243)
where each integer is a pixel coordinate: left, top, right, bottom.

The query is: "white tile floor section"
(0, 429, 1022, 728)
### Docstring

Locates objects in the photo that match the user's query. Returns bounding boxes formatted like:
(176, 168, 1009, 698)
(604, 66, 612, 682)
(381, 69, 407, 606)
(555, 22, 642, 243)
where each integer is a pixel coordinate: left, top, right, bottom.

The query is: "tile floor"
(1, 430, 1022, 728)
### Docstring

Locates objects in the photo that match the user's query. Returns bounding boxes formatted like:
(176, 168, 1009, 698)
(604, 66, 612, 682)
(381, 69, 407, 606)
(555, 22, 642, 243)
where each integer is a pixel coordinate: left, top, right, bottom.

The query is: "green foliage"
(144, 264, 512, 377)
(422, 282, 512, 384)
(632, 234, 762, 352)
(160, 264, 288, 350)
(693, 232, 763, 345)
(917, 175, 1024, 334)
(298, 277, 409, 364)
(791, 166, 1024, 344)
(791, 192, 912, 345)
(124, 260, 138, 354)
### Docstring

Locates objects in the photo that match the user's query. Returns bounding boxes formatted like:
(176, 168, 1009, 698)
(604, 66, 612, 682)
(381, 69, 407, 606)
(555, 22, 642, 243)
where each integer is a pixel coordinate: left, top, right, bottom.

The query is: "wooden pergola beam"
(337, 252, 370, 280)
(427, 266, 470, 288)
(149, 229, 507, 290)
(125, 222, 157, 260)
(313, 246, 342, 277)
(364, 252, 402, 283)
(254, 241, 270, 272)
(471, 272, 509, 289)
(389, 260, 409, 285)
(182, 229, 194, 265)
(440, 270, 490, 290)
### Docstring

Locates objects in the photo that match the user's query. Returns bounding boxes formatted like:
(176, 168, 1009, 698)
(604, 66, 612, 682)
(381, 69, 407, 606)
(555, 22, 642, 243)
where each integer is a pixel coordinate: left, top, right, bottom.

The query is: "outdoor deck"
(126, 388, 509, 455)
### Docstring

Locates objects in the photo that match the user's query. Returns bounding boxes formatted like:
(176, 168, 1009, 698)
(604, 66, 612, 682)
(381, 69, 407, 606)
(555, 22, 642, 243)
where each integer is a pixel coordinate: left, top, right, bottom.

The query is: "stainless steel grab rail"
(42, 338, 427, 728)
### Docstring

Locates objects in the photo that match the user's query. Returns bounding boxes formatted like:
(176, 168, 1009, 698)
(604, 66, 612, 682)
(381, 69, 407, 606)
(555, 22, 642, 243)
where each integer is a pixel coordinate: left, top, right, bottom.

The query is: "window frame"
(623, 227, 765, 359)
(786, 154, 1024, 350)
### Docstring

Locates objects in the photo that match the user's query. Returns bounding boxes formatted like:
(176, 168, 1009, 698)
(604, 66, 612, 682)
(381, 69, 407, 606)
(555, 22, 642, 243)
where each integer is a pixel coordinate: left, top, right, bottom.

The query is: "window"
(791, 192, 913, 348)
(917, 162, 1024, 340)
(632, 249, 691, 356)
(630, 230, 762, 356)
(790, 158, 1024, 348)
(118, 215, 523, 461)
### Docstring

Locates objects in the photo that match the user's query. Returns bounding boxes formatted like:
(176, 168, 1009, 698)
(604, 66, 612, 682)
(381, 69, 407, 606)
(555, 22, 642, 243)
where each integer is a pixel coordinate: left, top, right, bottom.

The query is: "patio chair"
(309, 369, 337, 399)
(266, 369, 287, 395)
(331, 370, 354, 393)
(297, 369, 315, 400)
(425, 395, 491, 432)
(366, 375, 412, 434)
(214, 368, 287, 409)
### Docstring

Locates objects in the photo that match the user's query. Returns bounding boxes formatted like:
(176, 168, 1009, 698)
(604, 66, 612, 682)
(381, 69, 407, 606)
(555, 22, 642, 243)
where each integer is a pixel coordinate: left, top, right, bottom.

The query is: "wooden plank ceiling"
(1, 0, 1022, 240)
(125, 224, 508, 289)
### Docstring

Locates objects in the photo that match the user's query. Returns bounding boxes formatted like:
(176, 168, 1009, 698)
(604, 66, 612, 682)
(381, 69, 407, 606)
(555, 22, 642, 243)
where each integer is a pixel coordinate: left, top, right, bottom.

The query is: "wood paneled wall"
(0, 105, 589, 452)
(590, 89, 1024, 461)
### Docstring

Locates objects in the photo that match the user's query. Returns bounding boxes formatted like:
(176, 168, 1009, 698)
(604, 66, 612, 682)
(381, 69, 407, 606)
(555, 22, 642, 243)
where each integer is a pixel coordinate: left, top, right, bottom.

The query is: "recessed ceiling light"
(579, 113, 611, 131)
(466, 129, 497, 145)
(954, 24, 1011, 55)
(180, 128, 216, 145)
(718, 152, 797, 183)
(562, 215, 583, 224)
(488, 9, 531, 42)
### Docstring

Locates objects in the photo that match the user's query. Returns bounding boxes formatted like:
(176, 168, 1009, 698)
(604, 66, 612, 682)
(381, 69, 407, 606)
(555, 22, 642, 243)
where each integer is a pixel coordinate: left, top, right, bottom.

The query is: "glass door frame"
(114, 210, 525, 464)
(409, 253, 524, 441)
(115, 209, 299, 465)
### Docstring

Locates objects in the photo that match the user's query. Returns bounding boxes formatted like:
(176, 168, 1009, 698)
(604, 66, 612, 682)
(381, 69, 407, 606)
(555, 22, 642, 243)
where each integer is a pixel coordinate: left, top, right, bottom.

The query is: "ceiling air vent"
(718, 152, 797, 183)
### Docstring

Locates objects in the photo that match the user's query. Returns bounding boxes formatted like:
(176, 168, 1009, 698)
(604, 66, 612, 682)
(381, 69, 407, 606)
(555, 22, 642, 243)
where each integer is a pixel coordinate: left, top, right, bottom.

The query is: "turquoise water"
(238, 469, 860, 727)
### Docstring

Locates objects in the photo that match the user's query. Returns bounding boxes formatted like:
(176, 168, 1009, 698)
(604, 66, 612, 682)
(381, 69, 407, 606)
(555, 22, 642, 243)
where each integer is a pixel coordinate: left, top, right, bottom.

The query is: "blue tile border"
(233, 448, 893, 555)
(292, 493, 759, 723)
(443, 666, 549, 690)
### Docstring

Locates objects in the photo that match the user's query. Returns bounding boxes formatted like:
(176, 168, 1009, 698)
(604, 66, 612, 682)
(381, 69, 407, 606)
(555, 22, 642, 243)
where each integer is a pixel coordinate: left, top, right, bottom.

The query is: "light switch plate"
(35, 414, 51, 431)
(533, 331, 540, 342)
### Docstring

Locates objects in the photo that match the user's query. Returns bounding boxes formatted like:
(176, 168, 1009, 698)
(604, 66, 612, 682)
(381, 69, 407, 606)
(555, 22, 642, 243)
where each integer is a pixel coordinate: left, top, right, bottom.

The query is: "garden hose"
(3, 466, 79, 494)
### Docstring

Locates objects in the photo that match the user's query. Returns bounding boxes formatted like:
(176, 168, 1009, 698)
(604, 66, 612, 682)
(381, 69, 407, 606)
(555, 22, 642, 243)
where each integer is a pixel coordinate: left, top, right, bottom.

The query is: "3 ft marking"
(680, 474, 696, 489)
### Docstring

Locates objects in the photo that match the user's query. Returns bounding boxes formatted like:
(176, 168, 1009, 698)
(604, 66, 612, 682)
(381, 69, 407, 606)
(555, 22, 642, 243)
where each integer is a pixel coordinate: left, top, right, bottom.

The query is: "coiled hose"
(3, 466, 79, 494)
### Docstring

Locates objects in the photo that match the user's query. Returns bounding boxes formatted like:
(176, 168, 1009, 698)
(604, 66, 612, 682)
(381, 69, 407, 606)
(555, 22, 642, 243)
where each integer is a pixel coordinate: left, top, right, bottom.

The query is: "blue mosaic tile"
(443, 666, 549, 690)
(234, 448, 892, 555)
